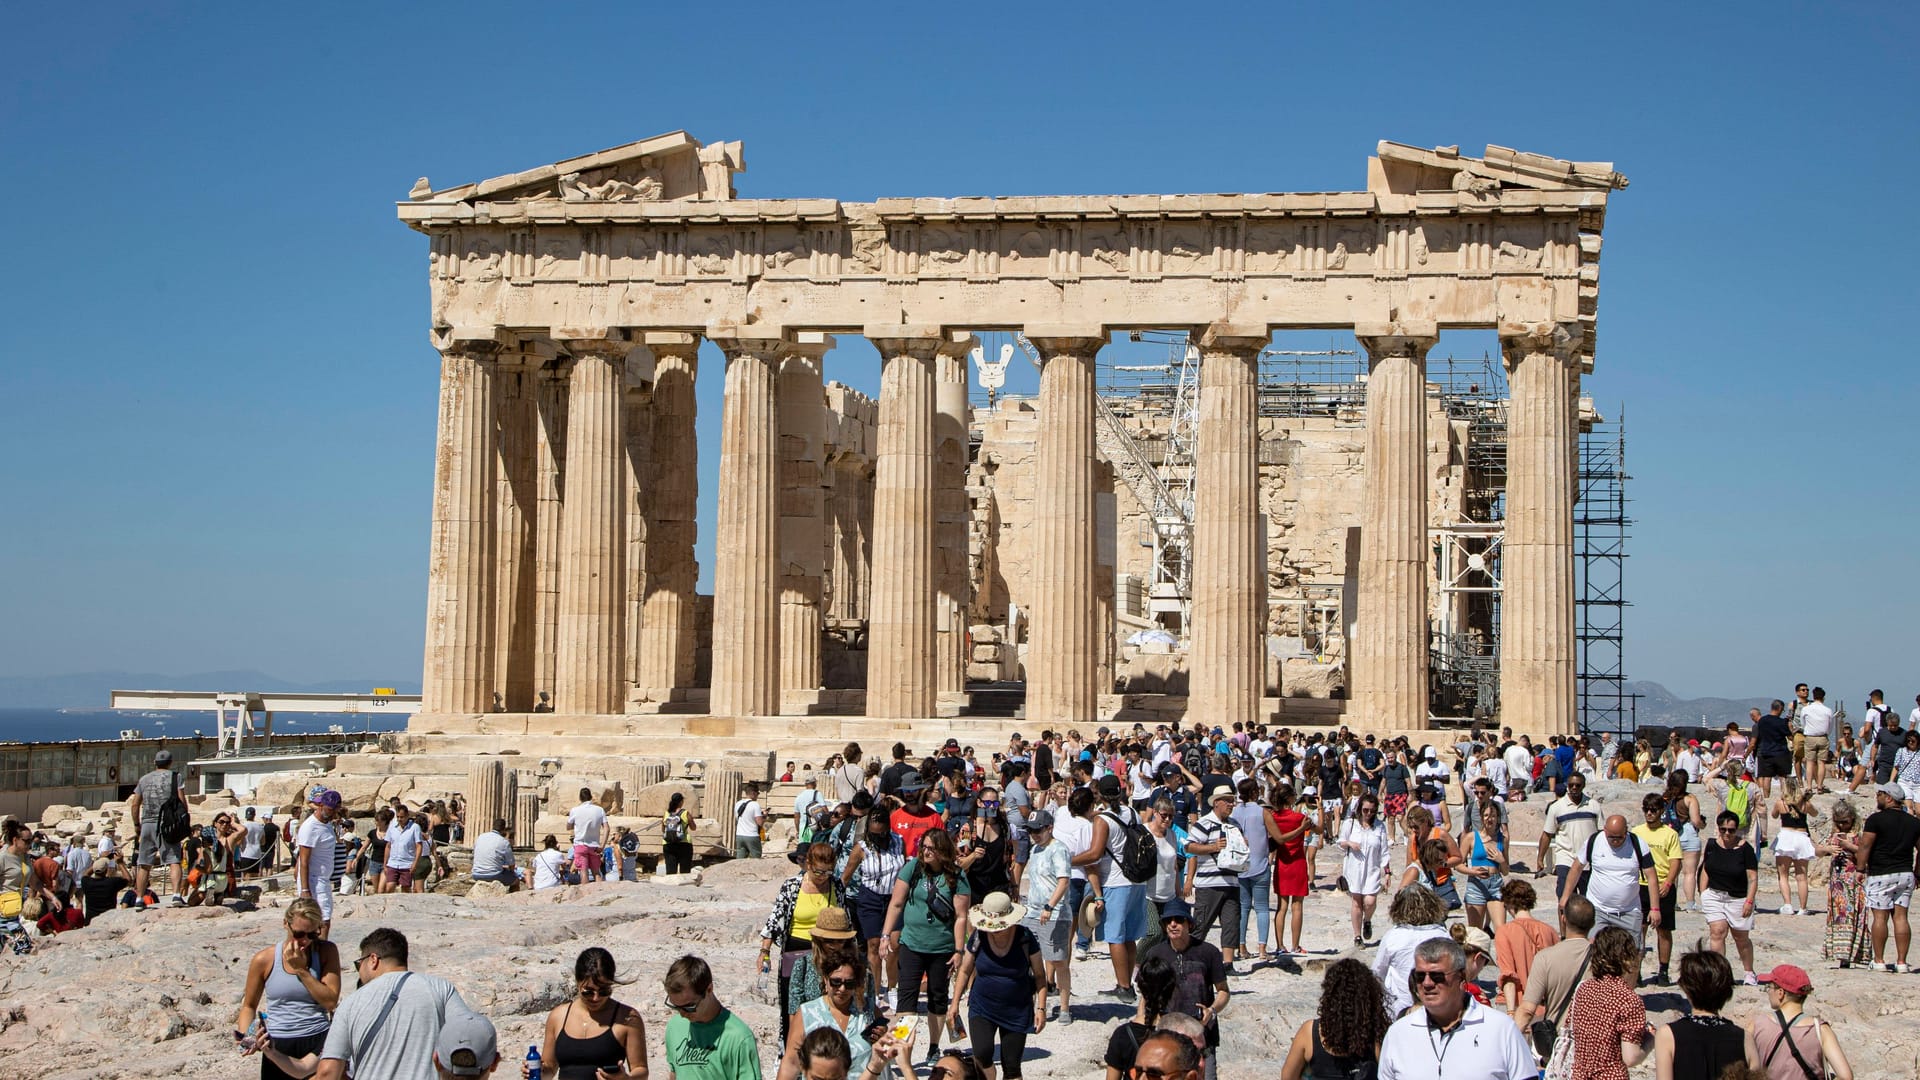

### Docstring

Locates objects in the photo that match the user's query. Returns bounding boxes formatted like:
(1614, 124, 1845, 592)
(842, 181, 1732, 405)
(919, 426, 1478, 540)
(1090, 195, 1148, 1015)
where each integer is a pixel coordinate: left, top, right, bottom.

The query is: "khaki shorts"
(1792, 733, 1806, 761)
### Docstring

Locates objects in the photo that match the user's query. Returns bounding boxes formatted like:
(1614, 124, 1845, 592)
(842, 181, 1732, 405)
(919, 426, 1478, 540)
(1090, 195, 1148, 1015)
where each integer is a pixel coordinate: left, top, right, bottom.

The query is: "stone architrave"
(709, 332, 783, 717)
(553, 330, 630, 715)
(492, 342, 545, 712)
(421, 329, 502, 715)
(637, 333, 700, 698)
(865, 328, 943, 718)
(933, 340, 973, 696)
(1026, 332, 1105, 726)
(532, 361, 569, 710)
(1188, 325, 1268, 730)
(1352, 323, 1437, 730)
(1501, 322, 1581, 737)
(776, 334, 833, 706)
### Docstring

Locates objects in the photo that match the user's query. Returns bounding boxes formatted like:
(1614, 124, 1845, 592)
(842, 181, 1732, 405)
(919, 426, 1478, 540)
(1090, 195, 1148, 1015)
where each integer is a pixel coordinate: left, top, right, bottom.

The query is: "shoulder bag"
(1529, 944, 1590, 1058)
(346, 971, 412, 1080)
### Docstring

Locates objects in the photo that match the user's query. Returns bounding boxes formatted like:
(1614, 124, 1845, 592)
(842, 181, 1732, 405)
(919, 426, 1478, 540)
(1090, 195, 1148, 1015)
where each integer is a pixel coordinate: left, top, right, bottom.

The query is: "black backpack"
(158, 776, 192, 845)
(1103, 809, 1157, 884)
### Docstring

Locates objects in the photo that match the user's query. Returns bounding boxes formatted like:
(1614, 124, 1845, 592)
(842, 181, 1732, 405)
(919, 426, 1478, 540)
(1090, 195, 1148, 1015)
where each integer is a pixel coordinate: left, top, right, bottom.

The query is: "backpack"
(1582, 829, 1647, 876)
(663, 811, 687, 843)
(1213, 818, 1251, 875)
(1358, 748, 1382, 772)
(1103, 809, 1157, 884)
(1725, 782, 1752, 827)
(158, 775, 192, 846)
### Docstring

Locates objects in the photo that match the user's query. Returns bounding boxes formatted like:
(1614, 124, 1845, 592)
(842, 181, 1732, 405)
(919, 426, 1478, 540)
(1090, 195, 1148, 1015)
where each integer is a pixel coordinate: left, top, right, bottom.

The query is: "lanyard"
(1426, 1014, 1463, 1077)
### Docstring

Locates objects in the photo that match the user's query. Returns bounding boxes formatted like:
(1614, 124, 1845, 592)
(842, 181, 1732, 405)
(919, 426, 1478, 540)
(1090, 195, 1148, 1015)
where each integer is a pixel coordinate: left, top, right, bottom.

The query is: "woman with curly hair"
(1278, 957, 1388, 1080)
(1371, 884, 1448, 1019)
(1563, 926, 1652, 1080)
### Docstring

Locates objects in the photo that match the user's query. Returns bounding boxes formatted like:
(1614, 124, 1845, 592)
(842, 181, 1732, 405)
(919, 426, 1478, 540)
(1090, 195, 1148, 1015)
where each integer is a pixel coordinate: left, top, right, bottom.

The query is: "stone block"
(630, 780, 701, 818)
(715, 751, 774, 784)
(466, 880, 512, 899)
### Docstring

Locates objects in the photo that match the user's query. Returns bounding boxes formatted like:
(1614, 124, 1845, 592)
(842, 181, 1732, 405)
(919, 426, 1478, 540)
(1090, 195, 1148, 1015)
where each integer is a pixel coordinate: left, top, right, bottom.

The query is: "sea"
(0, 708, 408, 745)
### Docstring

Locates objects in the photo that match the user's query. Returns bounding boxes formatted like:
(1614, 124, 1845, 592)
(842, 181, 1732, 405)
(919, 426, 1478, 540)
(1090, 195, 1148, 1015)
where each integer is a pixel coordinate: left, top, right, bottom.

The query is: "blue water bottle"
(525, 1044, 542, 1080)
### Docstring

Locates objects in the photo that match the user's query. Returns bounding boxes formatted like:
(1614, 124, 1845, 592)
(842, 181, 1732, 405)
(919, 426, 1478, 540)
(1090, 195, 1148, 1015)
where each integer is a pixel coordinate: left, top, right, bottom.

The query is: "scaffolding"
(1576, 414, 1638, 737)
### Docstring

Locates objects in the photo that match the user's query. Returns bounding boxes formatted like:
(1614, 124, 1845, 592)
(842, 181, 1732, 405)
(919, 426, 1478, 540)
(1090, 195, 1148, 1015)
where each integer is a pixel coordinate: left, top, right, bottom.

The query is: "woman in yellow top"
(761, 842, 846, 1026)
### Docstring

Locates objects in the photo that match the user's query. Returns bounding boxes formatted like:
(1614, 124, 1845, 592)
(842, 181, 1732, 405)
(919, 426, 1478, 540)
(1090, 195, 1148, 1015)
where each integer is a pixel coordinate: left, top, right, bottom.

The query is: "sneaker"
(168, 894, 186, 908)
(1363, 920, 1374, 940)
(1058, 1008, 1076, 1026)
(884, 988, 897, 1011)
(1896, 963, 1914, 974)
(1780, 904, 1797, 916)
(1115, 985, 1137, 1003)
(1742, 971, 1760, 986)
(925, 1044, 940, 1066)
(1099, 985, 1128, 999)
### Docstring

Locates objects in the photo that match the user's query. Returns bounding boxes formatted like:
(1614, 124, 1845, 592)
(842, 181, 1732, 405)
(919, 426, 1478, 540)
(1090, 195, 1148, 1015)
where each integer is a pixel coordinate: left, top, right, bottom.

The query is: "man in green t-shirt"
(664, 954, 762, 1080)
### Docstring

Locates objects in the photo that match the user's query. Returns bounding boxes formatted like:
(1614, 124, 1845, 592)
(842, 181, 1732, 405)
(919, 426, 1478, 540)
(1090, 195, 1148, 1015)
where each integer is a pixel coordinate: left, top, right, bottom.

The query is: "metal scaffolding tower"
(1576, 413, 1637, 737)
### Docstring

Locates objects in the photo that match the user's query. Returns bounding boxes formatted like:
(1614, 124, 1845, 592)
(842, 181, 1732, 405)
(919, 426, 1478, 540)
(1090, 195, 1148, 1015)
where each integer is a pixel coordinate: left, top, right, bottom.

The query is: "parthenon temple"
(399, 131, 1627, 750)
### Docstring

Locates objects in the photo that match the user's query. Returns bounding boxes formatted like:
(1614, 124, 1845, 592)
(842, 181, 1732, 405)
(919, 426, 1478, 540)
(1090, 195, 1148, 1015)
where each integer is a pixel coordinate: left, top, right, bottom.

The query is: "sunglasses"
(1412, 969, 1457, 984)
(578, 984, 612, 999)
(826, 977, 860, 989)
(929, 1051, 975, 1080)
(1131, 1069, 1181, 1080)
(664, 996, 702, 1013)
(289, 930, 319, 942)
(354, 955, 377, 969)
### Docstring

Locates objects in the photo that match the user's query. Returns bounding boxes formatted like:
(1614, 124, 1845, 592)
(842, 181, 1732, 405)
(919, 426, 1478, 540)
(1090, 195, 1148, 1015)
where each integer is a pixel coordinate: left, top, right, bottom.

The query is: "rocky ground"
(5, 779, 1919, 1078)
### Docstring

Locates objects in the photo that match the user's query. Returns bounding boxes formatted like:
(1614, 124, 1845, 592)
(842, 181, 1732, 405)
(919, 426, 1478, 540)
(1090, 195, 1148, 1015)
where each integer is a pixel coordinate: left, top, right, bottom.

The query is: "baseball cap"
(1878, 782, 1905, 802)
(154, 750, 172, 766)
(1095, 775, 1123, 799)
(309, 788, 342, 809)
(1756, 964, 1812, 995)
(1022, 810, 1055, 833)
(433, 1008, 499, 1077)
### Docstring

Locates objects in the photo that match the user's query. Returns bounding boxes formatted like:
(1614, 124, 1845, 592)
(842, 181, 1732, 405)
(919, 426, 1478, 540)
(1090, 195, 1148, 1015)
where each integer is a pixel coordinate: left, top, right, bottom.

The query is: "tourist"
(1458, 799, 1508, 930)
(1136, 796, 1184, 953)
(313, 928, 471, 1080)
(1266, 785, 1313, 955)
(1561, 926, 1651, 1078)
(1770, 780, 1817, 914)
(1871, 707, 1904, 784)
(1399, 803, 1462, 901)
(842, 800, 905, 1009)
(1372, 884, 1448, 1018)
(1102, 955, 1175, 1078)
(652, 791, 693, 875)
(126, 749, 187, 906)
(957, 786, 1012, 918)
(1802, 687, 1838, 792)
(1376, 937, 1536, 1080)
(1895, 730, 1920, 813)
(1661, 770, 1706, 911)
(784, 907, 870, 1038)
(530, 835, 571, 890)
(1561, 812, 1652, 948)
(1856, 781, 1920, 972)
(880, 743, 915, 797)
(566, 788, 609, 884)
(1746, 964, 1855, 1080)
(1050, 785, 1094, 957)
(1490, 876, 1556, 1013)
(295, 789, 341, 932)
(382, 802, 426, 894)
(734, 783, 767, 860)
(234, 898, 341, 1080)
(1227, 779, 1274, 963)
(1755, 699, 1795, 824)
(1837, 727, 1867, 792)
(236, 806, 265, 878)
(434, 1009, 501, 1079)
(1379, 749, 1413, 844)
(1513, 893, 1594, 1032)
(524, 947, 647, 1079)
(1014, 810, 1073, 1024)
(1277, 957, 1387, 1080)
(831, 744, 865, 806)
(888, 773, 942, 857)
(1699, 809, 1760, 983)
(1125, 1032, 1201, 1080)
(1652, 946, 1758, 1079)
(1535, 771, 1599, 930)
(779, 947, 876, 1080)
(947, 892, 1045, 1080)
(1617, 794, 1678, 984)
(466, 818, 516, 891)
(881, 826, 971, 1066)
(1, 820, 62, 921)
(662, 955, 760, 1080)
(1079, 774, 1148, 994)
(1818, 800, 1871, 966)
(762, 842, 847, 1024)
(79, 851, 130, 920)
(1139, 897, 1229, 1080)
(1337, 791, 1389, 945)
(1181, 785, 1247, 969)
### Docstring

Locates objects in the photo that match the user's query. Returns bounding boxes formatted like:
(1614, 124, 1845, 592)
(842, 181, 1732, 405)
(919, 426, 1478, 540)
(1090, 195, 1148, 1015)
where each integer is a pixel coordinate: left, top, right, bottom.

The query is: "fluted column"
(1352, 323, 1437, 730)
(709, 332, 782, 717)
(1027, 332, 1105, 726)
(493, 343, 544, 712)
(553, 330, 629, 715)
(777, 334, 834, 707)
(1501, 323, 1581, 737)
(532, 360, 569, 709)
(866, 327, 943, 718)
(1190, 325, 1267, 729)
(421, 330, 502, 714)
(934, 341, 974, 696)
(622, 356, 652, 708)
(637, 333, 700, 698)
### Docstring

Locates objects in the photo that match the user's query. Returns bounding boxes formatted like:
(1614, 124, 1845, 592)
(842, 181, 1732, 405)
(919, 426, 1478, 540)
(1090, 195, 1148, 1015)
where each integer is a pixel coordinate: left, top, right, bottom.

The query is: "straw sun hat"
(971, 891, 1028, 932)
(812, 906, 858, 940)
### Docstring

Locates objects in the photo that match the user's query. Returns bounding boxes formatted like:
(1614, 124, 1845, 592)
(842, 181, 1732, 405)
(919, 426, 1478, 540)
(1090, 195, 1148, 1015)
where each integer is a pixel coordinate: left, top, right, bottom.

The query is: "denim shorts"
(1462, 872, 1504, 908)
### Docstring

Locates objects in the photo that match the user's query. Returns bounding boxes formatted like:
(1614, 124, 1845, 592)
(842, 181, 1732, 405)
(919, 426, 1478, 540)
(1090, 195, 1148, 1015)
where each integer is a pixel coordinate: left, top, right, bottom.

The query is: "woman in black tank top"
(1280, 958, 1387, 1079)
(1652, 948, 1757, 1079)
(532, 948, 648, 1080)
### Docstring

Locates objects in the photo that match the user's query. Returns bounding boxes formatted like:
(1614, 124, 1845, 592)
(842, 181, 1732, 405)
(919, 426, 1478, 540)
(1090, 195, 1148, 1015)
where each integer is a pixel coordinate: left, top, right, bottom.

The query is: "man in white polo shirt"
(1560, 813, 1654, 947)
(1534, 771, 1600, 932)
(1378, 936, 1538, 1079)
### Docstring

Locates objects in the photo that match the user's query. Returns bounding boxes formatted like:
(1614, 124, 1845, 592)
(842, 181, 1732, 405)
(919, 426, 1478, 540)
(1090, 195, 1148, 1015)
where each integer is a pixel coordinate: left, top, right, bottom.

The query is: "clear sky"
(2, 2, 1914, 704)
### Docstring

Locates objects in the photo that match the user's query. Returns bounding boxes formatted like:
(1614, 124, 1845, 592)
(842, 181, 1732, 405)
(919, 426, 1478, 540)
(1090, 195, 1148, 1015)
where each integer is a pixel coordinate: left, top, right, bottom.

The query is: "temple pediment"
(1371, 141, 1629, 196)
(408, 130, 744, 205)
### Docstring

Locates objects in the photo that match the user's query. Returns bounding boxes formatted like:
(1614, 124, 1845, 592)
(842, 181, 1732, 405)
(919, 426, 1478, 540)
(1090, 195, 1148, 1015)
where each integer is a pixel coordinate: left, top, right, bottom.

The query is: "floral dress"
(1823, 829, 1871, 965)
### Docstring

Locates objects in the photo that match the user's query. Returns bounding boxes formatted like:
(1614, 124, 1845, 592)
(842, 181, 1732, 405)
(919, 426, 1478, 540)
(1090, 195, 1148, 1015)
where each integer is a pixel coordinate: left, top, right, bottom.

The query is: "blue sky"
(2, 2, 1914, 704)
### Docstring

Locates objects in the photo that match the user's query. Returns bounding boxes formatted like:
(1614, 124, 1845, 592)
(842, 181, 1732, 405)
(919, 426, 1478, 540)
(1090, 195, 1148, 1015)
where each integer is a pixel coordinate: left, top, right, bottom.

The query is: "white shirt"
(1580, 832, 1651, 914)
(530, 847, 568, 889)
(1909, 707, 1920, 729)
(296, 816, 337, 888)
(384, 821, 423, 869)
(470, 832, 515, 877)
(1675, 750, 1701, 779)
(1504, 744, 1533, 785)
(240, 821, 264, 859)
(1378, 997, 1539, 1080)
(567, 802, 608, 847)
(1150, 738, 1172, 770)
(733, 799, 763, 838)
(1484, 757, 1509, 791)
(794, 788, 822, 823)
(1800, 700, 1835, 738)
(1054, 811, 1093, 883)
(96, 834, 118, 856)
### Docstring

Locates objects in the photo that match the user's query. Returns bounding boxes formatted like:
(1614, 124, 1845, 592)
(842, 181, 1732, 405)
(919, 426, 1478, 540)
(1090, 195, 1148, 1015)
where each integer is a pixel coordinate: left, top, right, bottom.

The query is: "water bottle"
(525, 1044, 542, 1080)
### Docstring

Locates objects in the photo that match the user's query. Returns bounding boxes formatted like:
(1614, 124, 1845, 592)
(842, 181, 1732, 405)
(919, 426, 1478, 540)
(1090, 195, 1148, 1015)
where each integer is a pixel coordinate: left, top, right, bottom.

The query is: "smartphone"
(891, 1015, 918, 1045)
(862, 1017, 890, 1044)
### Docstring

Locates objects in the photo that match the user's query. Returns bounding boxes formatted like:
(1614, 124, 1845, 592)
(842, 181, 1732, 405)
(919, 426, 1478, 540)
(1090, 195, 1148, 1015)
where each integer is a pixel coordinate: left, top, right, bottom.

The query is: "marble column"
(933, 341, 974, 697)
(866, 328, 943, 718)
(1501, 323, 1581, 737)
(777, 334, 833, 707)
(1027, 332, 1105, 726)
(622, 355, 652, 707)
(637, 333, 700, 699)
(492, 343, 543, 712)
(1189, 326, 1267, 730)
(421, 331, 501, 714)
(709, 333, 782, 717)
(1352, 323, 1437, 730)
(553, 330, 629, 715)
(532, 359, 569, 710)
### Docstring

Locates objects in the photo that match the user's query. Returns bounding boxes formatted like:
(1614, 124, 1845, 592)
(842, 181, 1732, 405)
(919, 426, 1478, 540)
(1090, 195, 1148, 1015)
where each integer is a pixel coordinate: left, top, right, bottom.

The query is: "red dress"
(1271, 808, 1310, 897)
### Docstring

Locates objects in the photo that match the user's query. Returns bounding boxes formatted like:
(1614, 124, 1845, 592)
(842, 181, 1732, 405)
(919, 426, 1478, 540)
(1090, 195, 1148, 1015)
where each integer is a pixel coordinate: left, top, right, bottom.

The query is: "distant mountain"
(0, 670, 422, 710)
(1624, 680, 1791, 730)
